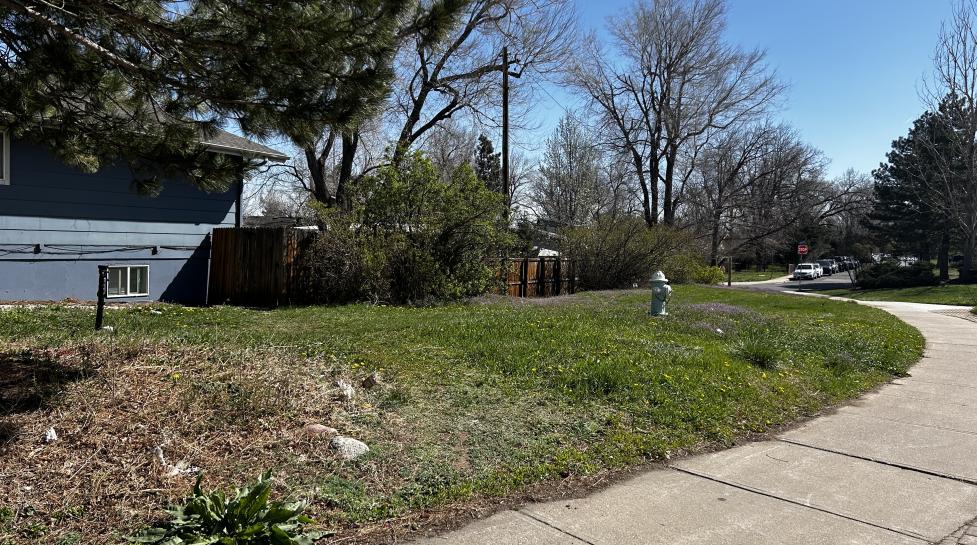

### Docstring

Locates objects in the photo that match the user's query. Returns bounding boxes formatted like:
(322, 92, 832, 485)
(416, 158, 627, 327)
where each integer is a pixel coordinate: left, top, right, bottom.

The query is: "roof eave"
(201, 142, 290, 162)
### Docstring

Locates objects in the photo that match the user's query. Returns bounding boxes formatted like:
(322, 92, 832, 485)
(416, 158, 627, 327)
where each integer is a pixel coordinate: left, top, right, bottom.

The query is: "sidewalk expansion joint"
(668, 466, 929, 543)
(776, 438, 977, 486)
(514, 509, 598, 545)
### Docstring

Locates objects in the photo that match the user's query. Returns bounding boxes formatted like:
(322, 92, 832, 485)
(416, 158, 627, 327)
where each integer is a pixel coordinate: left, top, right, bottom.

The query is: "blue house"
(0, 131, 287, 304)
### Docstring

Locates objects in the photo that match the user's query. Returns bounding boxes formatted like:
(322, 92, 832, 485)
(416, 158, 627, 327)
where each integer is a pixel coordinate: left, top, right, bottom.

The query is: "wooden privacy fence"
(208, 228, 575, 306)
(493, 257, 577, 298)
(208, 227, 315, 306)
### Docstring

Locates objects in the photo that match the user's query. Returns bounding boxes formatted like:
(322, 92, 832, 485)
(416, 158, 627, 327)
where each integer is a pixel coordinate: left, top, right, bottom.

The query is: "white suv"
(794, 263, 817, 280)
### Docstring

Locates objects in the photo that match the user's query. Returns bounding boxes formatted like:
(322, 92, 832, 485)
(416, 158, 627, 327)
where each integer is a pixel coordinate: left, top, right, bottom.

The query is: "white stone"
(335, 379, 356, 401)
(329, 436, 370, 460)
(43, 427, 57, 443)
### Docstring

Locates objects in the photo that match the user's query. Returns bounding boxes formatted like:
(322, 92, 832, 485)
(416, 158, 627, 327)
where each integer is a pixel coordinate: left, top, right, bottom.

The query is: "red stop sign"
(798, 244, 809, 255)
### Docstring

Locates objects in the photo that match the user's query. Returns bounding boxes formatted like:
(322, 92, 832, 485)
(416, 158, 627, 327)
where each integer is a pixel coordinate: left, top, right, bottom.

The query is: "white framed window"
(107, 265, 150, 298)
(0, 131, 9, 185)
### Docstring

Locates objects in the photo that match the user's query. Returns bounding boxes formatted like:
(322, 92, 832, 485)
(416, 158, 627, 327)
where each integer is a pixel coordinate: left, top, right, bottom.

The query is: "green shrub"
(856, 261, 938, 289)
(298, 153, 508, 304)
(665, 254, 724, 285)
(565, 219, 690, 290)
(131, 472, 327, 545)
(298, 211, 389, 304)
(692, 265, 725, 285)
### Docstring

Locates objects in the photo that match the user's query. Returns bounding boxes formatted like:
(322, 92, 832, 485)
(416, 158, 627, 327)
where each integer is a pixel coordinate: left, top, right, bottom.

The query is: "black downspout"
(235, 176, 243, 228)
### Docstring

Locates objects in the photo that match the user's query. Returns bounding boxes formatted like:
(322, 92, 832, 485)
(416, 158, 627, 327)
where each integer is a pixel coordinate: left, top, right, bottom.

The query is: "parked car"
(794, 263, 818, 280)
(817, 259, 837, 275)
(813, 263, 824, 277)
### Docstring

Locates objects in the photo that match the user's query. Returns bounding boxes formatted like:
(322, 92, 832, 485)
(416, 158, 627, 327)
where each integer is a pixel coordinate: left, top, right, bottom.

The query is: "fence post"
(553, 258, 562, 296)
(520, 257, 529, 298)
(95, 265, 108, 330)
(537, 257, 546, 297)
(569, 259, 577, 293)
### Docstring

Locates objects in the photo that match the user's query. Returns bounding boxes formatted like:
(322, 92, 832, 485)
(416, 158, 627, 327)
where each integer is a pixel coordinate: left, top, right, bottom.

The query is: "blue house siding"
(0, 140, 238, 304)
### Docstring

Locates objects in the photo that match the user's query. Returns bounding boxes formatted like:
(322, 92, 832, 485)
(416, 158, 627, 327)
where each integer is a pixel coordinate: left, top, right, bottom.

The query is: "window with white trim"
(107, 265, 149, 297)
(0, 131, 9, 185)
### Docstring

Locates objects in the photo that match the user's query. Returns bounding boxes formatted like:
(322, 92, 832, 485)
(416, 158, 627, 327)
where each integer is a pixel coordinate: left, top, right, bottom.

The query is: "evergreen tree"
(0, 1, 431, 192)
(870, 105, 958, 279)
(473, 134, 502, 193)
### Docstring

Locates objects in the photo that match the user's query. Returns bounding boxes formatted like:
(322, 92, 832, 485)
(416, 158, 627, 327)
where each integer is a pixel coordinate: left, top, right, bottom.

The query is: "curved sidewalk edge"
(411, 299, 977, 545)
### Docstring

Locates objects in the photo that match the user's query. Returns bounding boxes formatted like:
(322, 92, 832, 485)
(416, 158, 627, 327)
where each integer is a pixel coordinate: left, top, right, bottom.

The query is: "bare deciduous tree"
(922, 0, 977, 280)
(686, 123, 782, 264)
(531, 116, 601, 228)
(391, 0, 574, 165)
(570, 0, 782, 227)
(295, 0, 574, 211)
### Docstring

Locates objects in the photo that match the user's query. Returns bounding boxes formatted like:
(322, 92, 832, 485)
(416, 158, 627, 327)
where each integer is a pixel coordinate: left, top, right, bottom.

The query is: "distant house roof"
(201, 129, 290, 161)
(243, 215, 314, 228)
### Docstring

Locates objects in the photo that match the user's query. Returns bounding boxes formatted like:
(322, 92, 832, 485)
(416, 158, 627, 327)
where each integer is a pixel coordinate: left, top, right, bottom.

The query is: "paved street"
(412, 298, 977, 545)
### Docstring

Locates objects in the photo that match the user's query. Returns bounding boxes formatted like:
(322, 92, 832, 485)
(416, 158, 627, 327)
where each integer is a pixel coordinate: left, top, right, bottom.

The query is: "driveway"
(412, 298, 977, 544)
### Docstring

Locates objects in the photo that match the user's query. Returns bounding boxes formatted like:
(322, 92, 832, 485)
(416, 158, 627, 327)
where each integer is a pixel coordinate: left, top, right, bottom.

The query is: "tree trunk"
(938, 227, 950, 282)
(304, 134, 336, 206)
(709, 214, 720, 265)
(962, 231, 976, 283)
(648, 152, 660, 226)
(337, 132, 359, 211)
(631, 149, 655, 228)
(662, 146, 677, 225)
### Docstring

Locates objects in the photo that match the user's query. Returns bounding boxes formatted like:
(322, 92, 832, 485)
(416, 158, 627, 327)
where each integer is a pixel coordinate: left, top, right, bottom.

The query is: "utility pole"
(501, 46, 521, 209)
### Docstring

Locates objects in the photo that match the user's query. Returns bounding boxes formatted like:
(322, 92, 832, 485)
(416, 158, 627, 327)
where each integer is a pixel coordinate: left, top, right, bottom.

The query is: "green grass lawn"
(0, 287, 923, 544)
(730, 269, 790, 282)
(823, 283, 977, 306)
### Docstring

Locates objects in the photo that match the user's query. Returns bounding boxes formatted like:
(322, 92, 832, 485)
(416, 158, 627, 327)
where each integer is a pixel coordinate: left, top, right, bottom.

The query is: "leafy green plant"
(298, 152, 509, 304)
(130, 472, 328, 545)
(856, 261, 938, 289)
(565, 218, 691, 290)
(733, 329, 783, 370)
(664, 253, 725, 285)
(692, 265, 726, 285)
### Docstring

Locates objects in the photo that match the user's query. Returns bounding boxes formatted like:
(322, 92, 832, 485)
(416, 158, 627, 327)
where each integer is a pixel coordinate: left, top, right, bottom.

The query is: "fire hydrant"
(649, 271, 672, 316)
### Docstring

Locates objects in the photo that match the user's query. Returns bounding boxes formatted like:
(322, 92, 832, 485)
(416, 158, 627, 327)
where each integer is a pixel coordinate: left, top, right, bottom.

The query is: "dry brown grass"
(0, 341, 398, 544)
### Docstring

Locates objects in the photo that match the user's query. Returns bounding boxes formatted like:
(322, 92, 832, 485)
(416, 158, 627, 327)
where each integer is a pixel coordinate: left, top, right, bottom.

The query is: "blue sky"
(525, 0, 955, 178)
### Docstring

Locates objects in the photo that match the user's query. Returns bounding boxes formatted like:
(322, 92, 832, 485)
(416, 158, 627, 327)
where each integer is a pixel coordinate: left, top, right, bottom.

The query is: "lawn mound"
(0, 288, 924, 544)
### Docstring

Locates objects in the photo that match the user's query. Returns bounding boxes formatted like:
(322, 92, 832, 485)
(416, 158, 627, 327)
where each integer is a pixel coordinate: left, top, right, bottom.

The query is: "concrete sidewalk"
(412, 302, 977, 545)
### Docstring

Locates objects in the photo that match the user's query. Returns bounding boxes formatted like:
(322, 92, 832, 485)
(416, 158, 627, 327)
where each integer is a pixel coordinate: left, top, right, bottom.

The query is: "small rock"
(43, 427, 57, 443)
(304, 424, 338, 437)
(153, 445, 199, 477)
(335, 379, 356, 402)
(361, 372, 381, 390)
(329, 436, 369, 460)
